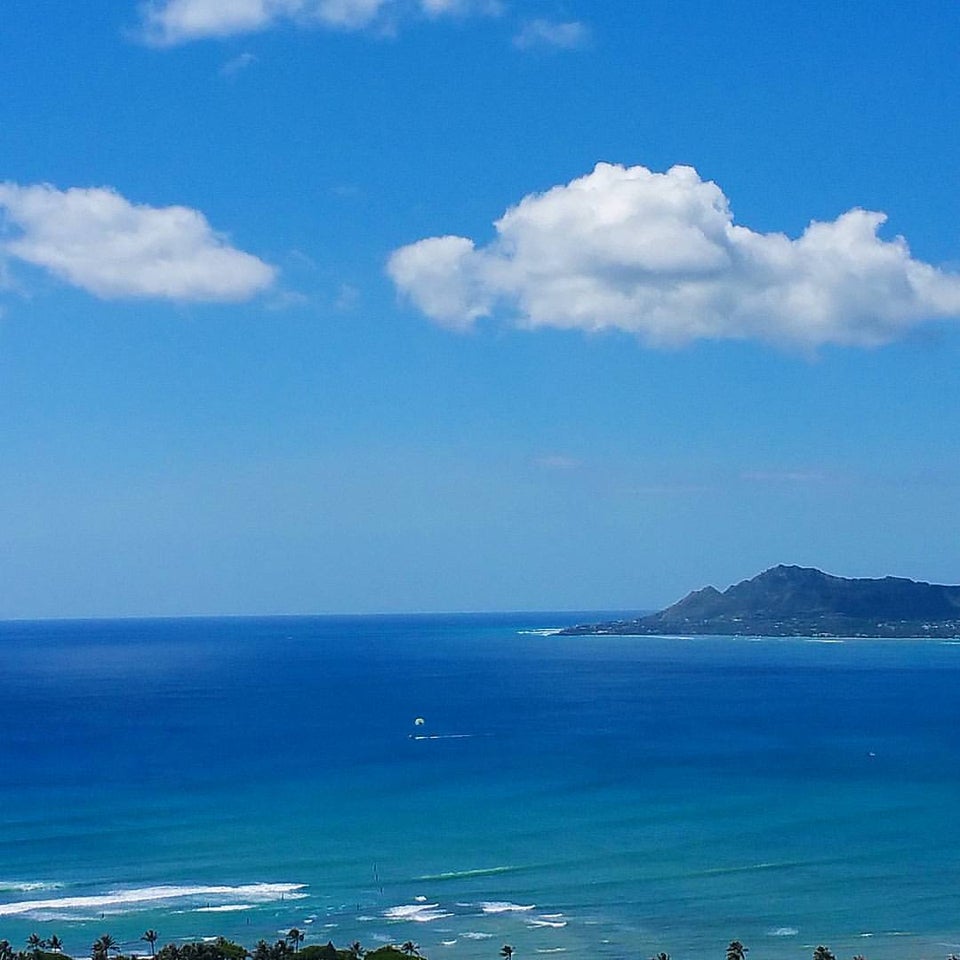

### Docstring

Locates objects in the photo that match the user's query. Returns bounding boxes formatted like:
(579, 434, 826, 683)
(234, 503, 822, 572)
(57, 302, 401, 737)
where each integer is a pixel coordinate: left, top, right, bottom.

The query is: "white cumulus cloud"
(139, 0, 497, 44)
(0, 182, 276, 302)
(513, 18, 589, 50)
(387, 162, 960, 349)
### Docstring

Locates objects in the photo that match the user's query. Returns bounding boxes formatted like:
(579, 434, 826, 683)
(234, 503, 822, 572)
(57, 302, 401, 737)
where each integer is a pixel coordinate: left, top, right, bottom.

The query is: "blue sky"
(2, 0, 959, 617)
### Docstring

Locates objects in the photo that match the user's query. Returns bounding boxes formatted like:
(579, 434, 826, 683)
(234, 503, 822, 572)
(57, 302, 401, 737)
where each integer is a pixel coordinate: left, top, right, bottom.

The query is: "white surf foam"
(0, 883, 306, 918)
(410, 735, 476, 741)
(480, 902, 535, 914)
(527, 920, 566, 929)
(195, 905, 255, 913)
(0, 881, 64, 893)
(767, 927, 798, 937)
(384, 903, 452, 923)
(461, 933, 493, 941)
(384, 903, 439, 918)
(418, 867, 517, 882)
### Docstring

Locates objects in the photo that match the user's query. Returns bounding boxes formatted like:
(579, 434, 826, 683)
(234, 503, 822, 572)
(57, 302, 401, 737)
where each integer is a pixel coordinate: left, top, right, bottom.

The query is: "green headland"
(560, 565, 960, 638)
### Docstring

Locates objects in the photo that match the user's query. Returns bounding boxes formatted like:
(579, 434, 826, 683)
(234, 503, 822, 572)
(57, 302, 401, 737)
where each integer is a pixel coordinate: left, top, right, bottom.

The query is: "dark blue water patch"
(1, 617, 959, 959)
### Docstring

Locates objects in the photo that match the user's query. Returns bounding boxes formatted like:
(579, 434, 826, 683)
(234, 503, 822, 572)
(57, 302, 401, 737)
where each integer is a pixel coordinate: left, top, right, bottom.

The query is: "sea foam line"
(480, 902, 535, 914)
(0, 882, 63, 893)
(194, 905, 256, 913)
(0, 883, 306, 918)
(383, 904, 452, 923)
(417, 867, 518, 882)
(410, 735, 477, 741)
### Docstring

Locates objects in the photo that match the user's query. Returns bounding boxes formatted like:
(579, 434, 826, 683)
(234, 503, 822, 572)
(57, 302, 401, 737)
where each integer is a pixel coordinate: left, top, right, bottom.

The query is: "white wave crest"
(481, 902, 535, 914)
(767, 927, 798, 937)
(195, 904, 255, 913)
(418, 867, 517, 882)
(385, 903, 439, 918)
(461, 933, 493, 940)
(0, 881, 63, 893)
(0, 883, 306, 918)
(527, 920, 566, 929)
(410, 735, 476, 741)
(384, 903, 452, 923)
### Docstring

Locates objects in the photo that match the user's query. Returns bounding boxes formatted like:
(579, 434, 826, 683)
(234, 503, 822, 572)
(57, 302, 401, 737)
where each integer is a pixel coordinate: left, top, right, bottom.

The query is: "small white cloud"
(334, 282, 360, 310)
(388, 162, 960, 349)
(139, 0, 496, 45)
(220, 51, 258, 76)
(265, 289, 310, 310)
(389, 235, 492, 331)
(0, 182, 276, 302)
(420, 0, 502, 17)
(513, 18, 589, 50)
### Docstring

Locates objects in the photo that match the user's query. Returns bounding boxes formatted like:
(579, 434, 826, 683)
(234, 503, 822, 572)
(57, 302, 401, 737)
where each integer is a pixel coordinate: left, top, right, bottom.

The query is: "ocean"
(1, 614, 958, 960)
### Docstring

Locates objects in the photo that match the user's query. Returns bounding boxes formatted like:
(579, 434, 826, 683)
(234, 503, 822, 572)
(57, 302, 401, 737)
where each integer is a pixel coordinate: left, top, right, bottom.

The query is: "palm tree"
(727, 941, 747, 960)
(48, 937, 63, 955)
(0, 941, 13, 960)
(401, 944, 419, 959)
(93, 934, 119, 960)
(651, 953, 670, 960)
(26, 936, 44, 956)
(812, 948, 835, 960)
(142, 932, 160, 957)
(349, 943, 365, 960)
(853, 955, 868, 960)
(286, 932, 304, 955)
(500, 947, 514, 960)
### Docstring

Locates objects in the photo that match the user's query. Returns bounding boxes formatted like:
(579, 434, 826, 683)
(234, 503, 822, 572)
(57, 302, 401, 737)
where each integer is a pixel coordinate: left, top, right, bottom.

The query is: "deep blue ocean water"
(1, 615, 959, 960)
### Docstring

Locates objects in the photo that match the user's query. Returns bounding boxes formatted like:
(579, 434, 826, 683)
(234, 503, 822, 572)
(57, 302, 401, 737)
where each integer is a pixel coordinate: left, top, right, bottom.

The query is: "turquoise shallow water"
(0, 615, 959, 960)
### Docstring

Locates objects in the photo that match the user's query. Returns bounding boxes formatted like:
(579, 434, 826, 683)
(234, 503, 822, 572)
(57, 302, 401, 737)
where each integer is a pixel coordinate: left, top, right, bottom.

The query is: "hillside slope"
(560, 566, 960, 637)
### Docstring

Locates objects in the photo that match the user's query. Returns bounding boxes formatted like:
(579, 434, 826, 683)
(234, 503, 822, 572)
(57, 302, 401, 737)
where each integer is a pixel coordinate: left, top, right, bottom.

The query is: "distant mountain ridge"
(560, 565, 960, 637)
